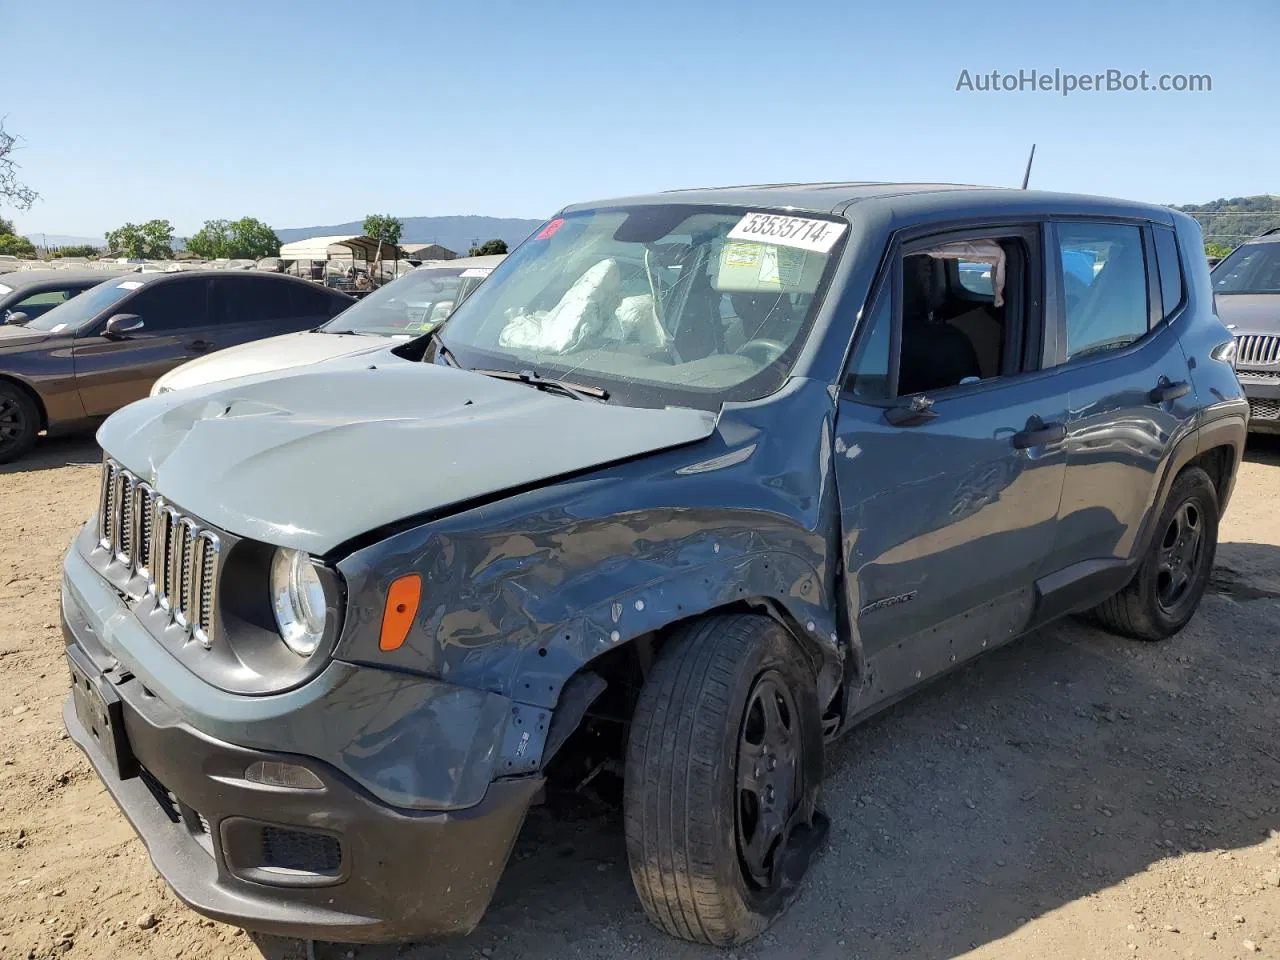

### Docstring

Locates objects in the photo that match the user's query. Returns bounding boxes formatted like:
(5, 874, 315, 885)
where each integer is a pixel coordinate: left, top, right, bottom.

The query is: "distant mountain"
(1172, 195, 1280, 251)
(274, 215, 545, 255)
(21, 233, 103, 249)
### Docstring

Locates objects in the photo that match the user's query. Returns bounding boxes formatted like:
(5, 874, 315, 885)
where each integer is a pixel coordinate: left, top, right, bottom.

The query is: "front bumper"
(1236, 372, 1280, 432)
(61, 545, 542, 942)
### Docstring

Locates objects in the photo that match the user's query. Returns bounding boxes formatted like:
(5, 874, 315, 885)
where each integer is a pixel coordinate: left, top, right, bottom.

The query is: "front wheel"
(623, 613, 826, 946)
(1093, 465, 1219, 640)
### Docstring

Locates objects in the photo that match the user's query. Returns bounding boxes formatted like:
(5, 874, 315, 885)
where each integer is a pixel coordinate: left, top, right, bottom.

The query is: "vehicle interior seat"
(898, 255, 982, 395)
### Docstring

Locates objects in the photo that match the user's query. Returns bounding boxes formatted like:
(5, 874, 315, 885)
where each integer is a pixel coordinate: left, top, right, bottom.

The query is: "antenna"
(1021, 144, 1036, 190)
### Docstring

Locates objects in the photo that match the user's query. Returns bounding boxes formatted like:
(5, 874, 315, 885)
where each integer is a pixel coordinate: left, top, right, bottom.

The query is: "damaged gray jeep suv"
(62, 184, 1246, 946)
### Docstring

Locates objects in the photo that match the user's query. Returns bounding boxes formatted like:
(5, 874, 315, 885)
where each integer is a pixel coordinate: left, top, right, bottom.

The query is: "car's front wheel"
(1093, 465, 1219, 640)
(0, 382, 39, 465)
(624, 613, 826, 946)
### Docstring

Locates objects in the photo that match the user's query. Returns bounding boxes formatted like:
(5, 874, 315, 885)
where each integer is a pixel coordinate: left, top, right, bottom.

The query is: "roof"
(0, 268, 130, 290)
(279, 235, 405, 261)
(561, 181, 1173, 221)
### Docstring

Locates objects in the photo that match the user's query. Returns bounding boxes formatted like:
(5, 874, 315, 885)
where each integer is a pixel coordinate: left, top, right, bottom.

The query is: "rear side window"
(1153, 226, 1183, 318)
(215, 277, 292, 324)
(292, 283, 347, 318)
(1058, 223, 1149, 360)
(126, 279, 211, 331)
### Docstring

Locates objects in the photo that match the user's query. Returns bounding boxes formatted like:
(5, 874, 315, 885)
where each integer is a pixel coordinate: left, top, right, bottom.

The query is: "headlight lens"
(270, 548, 327, 656)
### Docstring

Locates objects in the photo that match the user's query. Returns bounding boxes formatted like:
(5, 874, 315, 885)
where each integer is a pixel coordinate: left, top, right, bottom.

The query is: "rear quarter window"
(1153, 226, 1184, 318)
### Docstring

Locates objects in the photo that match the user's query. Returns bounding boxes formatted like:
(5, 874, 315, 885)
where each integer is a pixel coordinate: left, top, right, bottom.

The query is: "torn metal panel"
(334, 379, 848, 735)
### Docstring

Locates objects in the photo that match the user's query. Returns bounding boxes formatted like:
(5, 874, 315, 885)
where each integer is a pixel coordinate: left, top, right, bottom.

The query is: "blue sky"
(3, 0, 1275, 238)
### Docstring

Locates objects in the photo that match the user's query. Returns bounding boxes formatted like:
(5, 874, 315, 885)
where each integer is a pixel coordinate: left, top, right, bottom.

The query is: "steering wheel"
(735, 338, 788, 365)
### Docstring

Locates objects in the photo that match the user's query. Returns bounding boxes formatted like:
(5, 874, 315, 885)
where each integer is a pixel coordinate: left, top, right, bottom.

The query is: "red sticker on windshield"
(534, 218, 565, 240)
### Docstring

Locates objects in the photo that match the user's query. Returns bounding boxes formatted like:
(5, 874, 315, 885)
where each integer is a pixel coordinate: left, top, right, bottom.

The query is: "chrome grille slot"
(1236, 334, 1280, 368)
(116, 473, 135, 565)
(97, 459, 220, 648)
(133, 482, 154, 578)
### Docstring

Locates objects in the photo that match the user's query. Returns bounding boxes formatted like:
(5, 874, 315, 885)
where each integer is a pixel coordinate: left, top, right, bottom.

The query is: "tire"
(624, 613, 826, 946)
(1093, 466, 1219, 641)
(0, 381, 39, 465)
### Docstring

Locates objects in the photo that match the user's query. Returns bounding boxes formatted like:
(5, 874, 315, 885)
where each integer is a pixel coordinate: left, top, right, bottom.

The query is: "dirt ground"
(1, 435, 1276, 960)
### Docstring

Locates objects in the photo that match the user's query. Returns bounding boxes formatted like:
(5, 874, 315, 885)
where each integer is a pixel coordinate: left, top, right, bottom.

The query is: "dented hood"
(98, 359, 718, 555)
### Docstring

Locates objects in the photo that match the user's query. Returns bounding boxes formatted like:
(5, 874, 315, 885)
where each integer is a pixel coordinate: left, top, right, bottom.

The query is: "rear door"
(1038, 220, 1196, 578)
(832, 224, 1070, 710)
(72, 277, 215, 415)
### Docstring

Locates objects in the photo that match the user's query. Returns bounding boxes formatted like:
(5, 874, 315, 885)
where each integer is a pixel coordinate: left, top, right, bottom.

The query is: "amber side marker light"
(380, 574, 422, 651)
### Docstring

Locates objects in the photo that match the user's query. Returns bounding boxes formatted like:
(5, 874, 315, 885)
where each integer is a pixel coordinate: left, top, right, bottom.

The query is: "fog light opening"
(244, 760, 323, 790)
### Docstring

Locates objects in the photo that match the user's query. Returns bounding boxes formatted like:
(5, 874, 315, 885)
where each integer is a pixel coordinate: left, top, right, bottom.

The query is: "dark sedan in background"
(1211, 229, 1280, 432)
(0, 269, 131, 325)
(0, 270, 353, 462)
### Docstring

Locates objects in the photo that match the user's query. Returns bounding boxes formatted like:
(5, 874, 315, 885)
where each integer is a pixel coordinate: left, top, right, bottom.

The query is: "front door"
(73, 277, 215, 416)
(832, 226, 1068, 713)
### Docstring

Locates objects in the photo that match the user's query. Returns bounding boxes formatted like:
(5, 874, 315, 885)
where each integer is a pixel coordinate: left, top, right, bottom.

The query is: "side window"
(12, 289, 72, 320)
(291, 283, 346, 319)
(1153, 226, 1183, 318)
(845, 291, 891, 399)
(215, 277, 291, 324)
(125, 279, 210, 331)
(1059, 223, 1149, 360)
(956, 261, 994, 296)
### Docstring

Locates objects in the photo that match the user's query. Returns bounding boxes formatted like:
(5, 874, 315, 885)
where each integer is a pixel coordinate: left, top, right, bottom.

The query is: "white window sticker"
(727, 212, 847, 253)
(49, 323, 68, 333)
(0, 283, 12, 295)
(116, 280, 144, 290)
(459, 268, 491, 278)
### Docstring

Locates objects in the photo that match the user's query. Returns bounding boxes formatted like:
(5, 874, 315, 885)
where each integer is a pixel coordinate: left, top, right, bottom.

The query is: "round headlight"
(270, 548, 327, 656)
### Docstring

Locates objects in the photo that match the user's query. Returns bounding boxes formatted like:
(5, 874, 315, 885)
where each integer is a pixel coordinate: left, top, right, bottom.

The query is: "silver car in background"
(151, 255, 504, 395)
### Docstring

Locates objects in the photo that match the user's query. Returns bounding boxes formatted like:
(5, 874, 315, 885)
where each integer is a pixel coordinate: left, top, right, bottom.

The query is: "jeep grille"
(98, 458, 220, 648)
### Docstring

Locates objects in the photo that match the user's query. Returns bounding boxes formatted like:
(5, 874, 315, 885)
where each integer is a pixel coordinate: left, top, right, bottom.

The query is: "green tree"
(363, 214, 403, 246)
(186, 217, 280, 260)
(105, 219, 175, 259)
(185, 219, 230, 259)
(228, 217, 280, 258)
(468, 238, 508, 256)
(0, 121, 38, 211)
(1205, 241, 1233, 260)
(50, 244, 101, 259)
(0, 233, 36, 257)
(0, 215, 14, 236)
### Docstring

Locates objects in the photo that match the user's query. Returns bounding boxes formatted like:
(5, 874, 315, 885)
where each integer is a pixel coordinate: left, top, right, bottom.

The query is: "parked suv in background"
(62, 184, 1244, 947)
(0, 271, 352, 462)
(1210, 229, 1280, 431)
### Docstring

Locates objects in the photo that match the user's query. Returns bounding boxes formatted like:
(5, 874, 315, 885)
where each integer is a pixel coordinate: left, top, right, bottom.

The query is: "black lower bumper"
(1239, 380, 1280, 432)
(62, 638, 541, 943)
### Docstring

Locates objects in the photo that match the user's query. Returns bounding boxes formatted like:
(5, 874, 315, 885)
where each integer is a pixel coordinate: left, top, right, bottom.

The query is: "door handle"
(187, 339, 215, 352)
(1011, 415, 1066, 450)
(1148, 378, 1190, 404)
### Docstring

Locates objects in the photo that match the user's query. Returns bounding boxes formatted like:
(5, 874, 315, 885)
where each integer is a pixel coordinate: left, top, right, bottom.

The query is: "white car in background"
(150, 255, 505, 395)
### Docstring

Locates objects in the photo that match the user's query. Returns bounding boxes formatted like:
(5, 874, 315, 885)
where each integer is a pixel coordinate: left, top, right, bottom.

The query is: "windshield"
(24, 277, 142, 332)
(1211, 241, 1280, 294)
(434, 205, 847, 410)
(319, 266, 488, 336)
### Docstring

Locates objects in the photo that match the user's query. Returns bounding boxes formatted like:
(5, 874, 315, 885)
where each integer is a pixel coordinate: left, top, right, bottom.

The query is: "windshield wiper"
(429, 331, 461, 367)
(470, 368, 610, 402)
